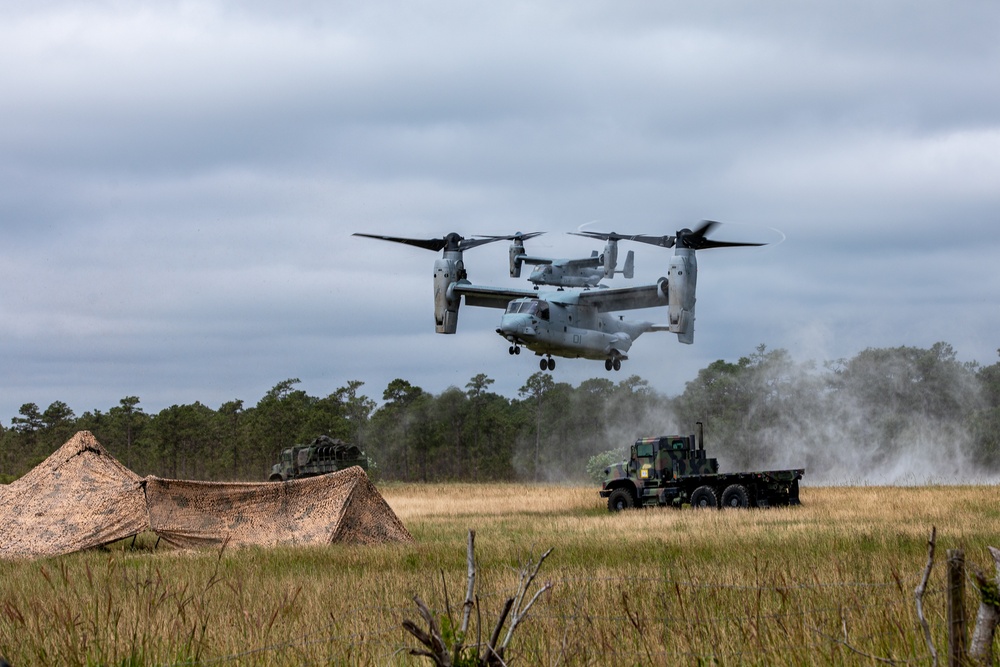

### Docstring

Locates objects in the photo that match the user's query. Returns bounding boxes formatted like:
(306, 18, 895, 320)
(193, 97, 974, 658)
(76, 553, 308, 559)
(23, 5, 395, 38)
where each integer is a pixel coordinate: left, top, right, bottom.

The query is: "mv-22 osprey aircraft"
(494, 230, 635, 288)
(354, 222, 764, 372)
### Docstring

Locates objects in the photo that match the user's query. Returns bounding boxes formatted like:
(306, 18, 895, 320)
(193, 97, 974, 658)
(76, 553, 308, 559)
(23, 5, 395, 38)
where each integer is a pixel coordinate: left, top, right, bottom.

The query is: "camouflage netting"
(0, 431, 148, 560)
(145, 467, 412, 549)
(0, 432, 412, 560)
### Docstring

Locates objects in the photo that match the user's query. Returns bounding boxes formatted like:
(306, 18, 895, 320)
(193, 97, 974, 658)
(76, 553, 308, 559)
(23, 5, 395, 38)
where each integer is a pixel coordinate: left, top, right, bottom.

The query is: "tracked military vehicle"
(600, 423, 803, 511)
(268, 435, 368, 482)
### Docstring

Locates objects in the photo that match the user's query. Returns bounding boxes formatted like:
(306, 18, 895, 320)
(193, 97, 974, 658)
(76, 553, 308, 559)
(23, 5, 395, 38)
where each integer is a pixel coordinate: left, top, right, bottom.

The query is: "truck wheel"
(268, 474, 283, 482)
(690, 486, 718, 509)
(607, 488, 636, 512)
(721, 484, 750, 509)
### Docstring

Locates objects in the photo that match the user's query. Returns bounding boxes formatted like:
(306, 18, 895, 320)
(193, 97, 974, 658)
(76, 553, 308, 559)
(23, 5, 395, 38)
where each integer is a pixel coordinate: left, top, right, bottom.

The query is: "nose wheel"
(508, 345, 521, 355)
(604, 357, 622, 372)
(539, 356, 555, 371)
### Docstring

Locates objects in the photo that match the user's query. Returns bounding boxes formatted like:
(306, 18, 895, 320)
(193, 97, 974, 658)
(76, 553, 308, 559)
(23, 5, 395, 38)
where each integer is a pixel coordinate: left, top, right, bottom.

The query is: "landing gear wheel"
(613, 358, 621, 371)
(514, 346, 520, 355)
(540, 359, 547, 371)
(607, 488, 635, 511)
(690, 485, 719, 509)
(509, 346, 516, 355)
(547, 357, 555, 371)
(721, 484, 750, 508)
(605, 359, 613, 371)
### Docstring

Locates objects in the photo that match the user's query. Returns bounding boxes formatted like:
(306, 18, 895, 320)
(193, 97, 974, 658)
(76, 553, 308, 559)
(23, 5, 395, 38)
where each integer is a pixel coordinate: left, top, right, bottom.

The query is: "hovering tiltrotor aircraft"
(354, 221, 764, 372)
(488, 231, 635, 288)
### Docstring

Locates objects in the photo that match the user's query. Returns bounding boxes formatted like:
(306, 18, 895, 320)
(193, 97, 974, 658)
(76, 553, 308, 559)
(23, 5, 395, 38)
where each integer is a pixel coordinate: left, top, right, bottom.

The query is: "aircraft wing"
(451, 282, 538, 309)
(516, 255, 554, 266)
(558, 256, 603, 268)
(517, 254, 601, 268)
(558, 279, 668, 312)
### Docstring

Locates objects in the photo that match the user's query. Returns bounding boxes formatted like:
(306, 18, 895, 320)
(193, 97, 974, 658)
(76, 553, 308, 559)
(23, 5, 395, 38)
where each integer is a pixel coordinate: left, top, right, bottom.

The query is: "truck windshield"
(636, 443, 654, 458)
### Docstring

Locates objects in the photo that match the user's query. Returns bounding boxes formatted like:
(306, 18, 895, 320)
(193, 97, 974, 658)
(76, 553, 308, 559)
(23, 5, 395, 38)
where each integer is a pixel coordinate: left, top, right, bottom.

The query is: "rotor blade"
(587, 220, 767, 250)
(352, 233, 447, 252)
(691, 220, 720, 238)
(476, 231, 545, 243)
(457, 236, 516, 251)
(676, 220, 765, 250)
(569, 230, 637, 243)
(697, 239, 767, 249)
(621, 233, 676, 248)
(353, 231, 516, 253)
(477, 231, 544, 240)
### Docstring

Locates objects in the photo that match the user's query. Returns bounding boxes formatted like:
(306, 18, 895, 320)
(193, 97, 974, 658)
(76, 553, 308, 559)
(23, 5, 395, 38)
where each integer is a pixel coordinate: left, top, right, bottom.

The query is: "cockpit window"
(505, 300, 542, 315)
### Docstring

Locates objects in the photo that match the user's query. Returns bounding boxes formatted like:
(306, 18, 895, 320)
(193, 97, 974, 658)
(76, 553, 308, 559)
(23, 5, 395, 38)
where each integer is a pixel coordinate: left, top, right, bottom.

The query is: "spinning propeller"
(573, 221, 766, 250)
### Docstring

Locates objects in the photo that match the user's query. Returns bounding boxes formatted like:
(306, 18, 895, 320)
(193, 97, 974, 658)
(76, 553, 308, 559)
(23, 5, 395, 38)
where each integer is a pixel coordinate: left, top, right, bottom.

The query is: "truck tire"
(721, 484, 750, 509)
(690, 486, 718, 509)
(607, 488, 636, 511)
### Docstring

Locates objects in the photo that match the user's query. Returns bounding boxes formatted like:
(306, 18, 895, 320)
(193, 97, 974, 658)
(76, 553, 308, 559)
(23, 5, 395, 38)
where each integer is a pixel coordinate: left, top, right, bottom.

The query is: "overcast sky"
(1, 0, 999, 423)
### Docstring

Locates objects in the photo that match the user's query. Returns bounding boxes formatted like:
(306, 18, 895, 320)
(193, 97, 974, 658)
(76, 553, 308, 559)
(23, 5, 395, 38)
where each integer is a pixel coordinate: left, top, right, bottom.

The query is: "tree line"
(2, 342, 999, 484)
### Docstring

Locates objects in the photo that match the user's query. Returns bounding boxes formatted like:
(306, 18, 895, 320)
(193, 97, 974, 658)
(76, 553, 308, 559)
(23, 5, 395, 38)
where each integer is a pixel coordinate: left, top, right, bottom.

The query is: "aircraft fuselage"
(497, 297, 654, 360)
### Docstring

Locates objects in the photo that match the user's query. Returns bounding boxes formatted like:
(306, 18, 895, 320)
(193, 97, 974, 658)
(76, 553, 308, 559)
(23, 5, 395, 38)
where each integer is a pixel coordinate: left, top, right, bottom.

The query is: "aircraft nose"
(500, 314, 535, 337)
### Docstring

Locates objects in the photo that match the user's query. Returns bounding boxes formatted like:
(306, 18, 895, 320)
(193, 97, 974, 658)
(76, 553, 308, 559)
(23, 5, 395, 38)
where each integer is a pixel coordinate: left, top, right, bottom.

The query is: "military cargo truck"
(268, 435, 368, 481)
(600, 423, 803, 511)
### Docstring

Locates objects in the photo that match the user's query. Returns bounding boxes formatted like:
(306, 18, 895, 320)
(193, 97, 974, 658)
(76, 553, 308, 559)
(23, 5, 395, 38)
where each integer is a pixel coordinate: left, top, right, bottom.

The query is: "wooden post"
(969, 546, 1000, 666)
(949, 549, 968, 666)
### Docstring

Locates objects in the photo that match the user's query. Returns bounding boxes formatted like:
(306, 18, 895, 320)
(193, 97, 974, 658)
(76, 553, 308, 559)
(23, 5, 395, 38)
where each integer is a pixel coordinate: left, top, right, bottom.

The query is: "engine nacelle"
(602, 240, 618, 277)
(434, 257, 464, 333)
(667, 252, 697, 344)
(509, 239, 525, 278)
(622, 250, 635, 279)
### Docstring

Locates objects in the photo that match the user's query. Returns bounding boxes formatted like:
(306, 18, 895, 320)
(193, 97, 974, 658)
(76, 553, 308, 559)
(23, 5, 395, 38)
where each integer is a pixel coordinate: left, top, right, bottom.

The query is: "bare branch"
(810, 623, 905, 665)
(461, 530, 477, 635)
(448, 529, 477, 666)
(402, 595, 451, 666)
(403, 532, 552, 667)
(500, 547, 554, 650)
(488, 597, 514, 653)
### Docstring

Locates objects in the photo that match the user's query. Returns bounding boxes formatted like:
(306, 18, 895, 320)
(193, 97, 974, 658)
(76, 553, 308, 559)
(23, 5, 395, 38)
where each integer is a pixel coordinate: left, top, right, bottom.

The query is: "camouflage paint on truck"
(269, 435, 368, 481)
(600, 424, 803, 511)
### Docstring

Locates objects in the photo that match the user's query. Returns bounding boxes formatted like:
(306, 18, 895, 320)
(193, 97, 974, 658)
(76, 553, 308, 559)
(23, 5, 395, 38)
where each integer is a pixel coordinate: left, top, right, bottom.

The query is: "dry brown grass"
(2, 483, 1000, 665)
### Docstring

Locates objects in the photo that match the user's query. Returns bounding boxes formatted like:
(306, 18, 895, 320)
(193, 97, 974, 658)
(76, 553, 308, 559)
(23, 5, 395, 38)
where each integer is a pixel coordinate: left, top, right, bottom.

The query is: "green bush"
(586, 448, 626, 483)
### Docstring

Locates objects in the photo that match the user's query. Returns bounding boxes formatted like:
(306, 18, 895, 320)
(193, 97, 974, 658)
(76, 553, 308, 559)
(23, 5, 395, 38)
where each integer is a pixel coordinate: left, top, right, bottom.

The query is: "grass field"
(2, 483, 1000, 665)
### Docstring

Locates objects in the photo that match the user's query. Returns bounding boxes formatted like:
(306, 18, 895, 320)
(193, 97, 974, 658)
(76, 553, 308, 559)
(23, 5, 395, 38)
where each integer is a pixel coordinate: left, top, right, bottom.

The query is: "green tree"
(11, 403, 43, 437)
(519, 373, 555, 481)
(248, 378, 313, 470)
(333, 380, 376, 448)
(217, 399, 245, 479)
(371, 379, 425, 480)
(149, 402, 217, 479)
(107, 396, 146, 471)
(971, 349, 1000, 467)
(41, 401, 76, 447)
(465, 374, 496, 480)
